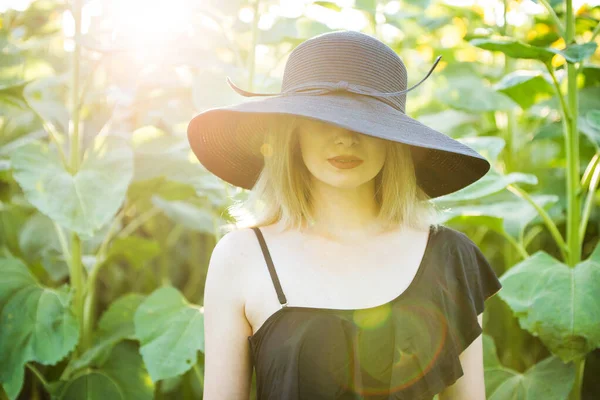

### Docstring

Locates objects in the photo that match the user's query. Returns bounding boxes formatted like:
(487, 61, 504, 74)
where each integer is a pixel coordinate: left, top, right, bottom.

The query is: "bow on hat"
(226, 55, 442, 102)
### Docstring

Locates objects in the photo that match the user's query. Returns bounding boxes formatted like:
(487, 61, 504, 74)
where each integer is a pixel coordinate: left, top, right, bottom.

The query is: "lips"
(328, 155, 363, 161)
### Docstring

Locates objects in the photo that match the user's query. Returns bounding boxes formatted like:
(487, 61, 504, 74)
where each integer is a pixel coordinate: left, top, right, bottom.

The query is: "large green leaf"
(151, 195, 217, 235)
(10, 135, 133, 239)
(62, 293, 145, 378)
(551, 42, 598, 63)
(134, 286, 204, 382)
(0, 257, 79, 400)
(48, 341, 154, 400)
(132, 130, 228, 202)
(498, 247, 600, 362)
(494, 70, 554, 109)
(587, 110, 600, 130)
(439, 194, 558, 239)
(354, 0, 377, 16)
(471, 36, 596, 65)
(23, 76, 70, 135)
(470, 37, 556, 62)
(104, 236, 161, 270)
(257, 16, 329, 45)
(439, 84, 518, 112)
(578, 88, 600, 146)
(483, 334, 575, 399)
(415, 109, 479, 133)
(435, 170, 538, 203)
(432, 136, 538, 203)
(18, 213, 68, 281)
(533, 87, 600, 147)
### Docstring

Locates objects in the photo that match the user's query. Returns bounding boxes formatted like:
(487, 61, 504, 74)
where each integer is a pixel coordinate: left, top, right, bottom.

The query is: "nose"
(335, 130, 359, 146)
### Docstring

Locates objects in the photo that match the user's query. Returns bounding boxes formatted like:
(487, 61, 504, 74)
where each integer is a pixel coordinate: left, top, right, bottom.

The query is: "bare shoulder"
(202, 227, 260, 399)
(211, 227, 260, 265)
(208, 228, 261, 291)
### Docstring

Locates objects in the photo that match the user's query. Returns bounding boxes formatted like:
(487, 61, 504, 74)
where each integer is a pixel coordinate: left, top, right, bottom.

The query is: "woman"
(188, 30, 501, 400)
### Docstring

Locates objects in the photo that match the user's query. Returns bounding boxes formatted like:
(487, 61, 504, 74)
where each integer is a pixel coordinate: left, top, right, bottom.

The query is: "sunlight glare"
(278, 0, 305, 18)
(103, 0, 193, 55)
(238, 7, 254, 24)
(0, 0, 32, 12)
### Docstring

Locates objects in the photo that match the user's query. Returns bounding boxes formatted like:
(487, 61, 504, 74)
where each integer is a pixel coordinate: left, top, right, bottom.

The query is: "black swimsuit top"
(247, 224, 502, 400)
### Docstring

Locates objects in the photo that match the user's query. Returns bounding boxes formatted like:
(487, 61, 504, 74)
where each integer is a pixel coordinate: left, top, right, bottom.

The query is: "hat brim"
(187, 92, 490, 198)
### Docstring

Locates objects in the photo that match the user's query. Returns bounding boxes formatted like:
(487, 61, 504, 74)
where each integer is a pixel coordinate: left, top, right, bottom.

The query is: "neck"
(302, 178, 390, 242)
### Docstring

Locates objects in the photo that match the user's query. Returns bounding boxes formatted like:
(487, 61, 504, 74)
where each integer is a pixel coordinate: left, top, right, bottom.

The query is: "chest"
(244, 227, 431, 335)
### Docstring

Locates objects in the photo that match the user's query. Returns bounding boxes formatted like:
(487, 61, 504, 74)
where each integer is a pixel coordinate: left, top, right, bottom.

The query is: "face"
(297, 118, 387, 190)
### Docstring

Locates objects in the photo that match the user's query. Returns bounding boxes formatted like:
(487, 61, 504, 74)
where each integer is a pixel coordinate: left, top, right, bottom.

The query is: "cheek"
(298, 132, 325, 162)
(369, 141, 387, 167)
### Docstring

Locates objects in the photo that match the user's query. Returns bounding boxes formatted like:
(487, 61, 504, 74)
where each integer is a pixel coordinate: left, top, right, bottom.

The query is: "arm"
(438, 313, 486, 400)
(202, 230, 254, 400)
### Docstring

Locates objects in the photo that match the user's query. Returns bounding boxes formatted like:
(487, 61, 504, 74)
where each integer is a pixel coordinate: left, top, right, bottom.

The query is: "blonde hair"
(226, 115, 442, 234)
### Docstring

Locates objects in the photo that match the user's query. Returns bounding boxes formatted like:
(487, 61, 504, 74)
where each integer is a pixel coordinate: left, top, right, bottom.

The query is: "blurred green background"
(1, 0, 599, 399)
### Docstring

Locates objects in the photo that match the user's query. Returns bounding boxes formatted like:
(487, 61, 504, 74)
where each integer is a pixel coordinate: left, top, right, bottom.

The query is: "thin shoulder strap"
(251, 227, 288, 307)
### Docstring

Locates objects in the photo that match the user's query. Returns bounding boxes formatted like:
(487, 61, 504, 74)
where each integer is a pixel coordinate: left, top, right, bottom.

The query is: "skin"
(202, 119, 486, 399)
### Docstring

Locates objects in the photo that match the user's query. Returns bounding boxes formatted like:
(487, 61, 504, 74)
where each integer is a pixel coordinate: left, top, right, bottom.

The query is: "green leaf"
(578, 88, 600, 147)
(469, 37, 556, 62)
(494, 70, 554, 109)
(533, 121, 563, 140)
(18, 213, 68, 281)
(439, 84, 518, 112)
(435, 169, 538, 203)
(23, 76, 70, 135)
(295, 17, 331, 39)
(498, 248, 600, 362)
(530, 0, 563, 8)
(10, 135, 133, 239)
(483, 334, 575, 399)
(313, 1, 342, 12)
(586, 110, 600, 131)
(49, 341, 154, 400)
(0, 257, 79, 400)
(62, 293, 145, 378)
(134, 286, 204, 382)
(104, 236, 161, 270)
(457, 136, 506, 165)
(151, 195, 216, 234)
(535, 87, 600, 147)
(132, 131, 224, 197)
(415, 110, 479, 133)
(549, 42, 598, 63)
(354, 0, 377, 16)
(439, 194, 559, 239)
(256, 17, 329, 45)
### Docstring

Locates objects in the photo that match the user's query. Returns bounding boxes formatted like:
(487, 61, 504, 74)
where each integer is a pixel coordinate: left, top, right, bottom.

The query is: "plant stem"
(192, 363, 204, 388)
(27, 107, 69, 169)
(68, 0, 85, 356)
(538, 0, 565, 37)
(564, 0, 583, 397)
(26, 364, 48, 389)
(506, 184, 569, 261)
(69, 234, 84, 355)
(82, 209, 123, 350)
(579, 157, 600, 239)
(500, 231, 529, 260)
(571, 357, 586, 400)
(545, 63, 573, 122)
(25, 363, 48, 387)
(580, 153, 599, 189)
(116, 207, 160, 238)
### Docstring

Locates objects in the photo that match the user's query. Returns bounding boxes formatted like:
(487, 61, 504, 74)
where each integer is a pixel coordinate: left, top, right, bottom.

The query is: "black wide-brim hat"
(187, 30, 490, 199)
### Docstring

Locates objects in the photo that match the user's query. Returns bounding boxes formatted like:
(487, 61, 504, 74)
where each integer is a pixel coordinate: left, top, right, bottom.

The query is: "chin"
(319, 175, 372, 189)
